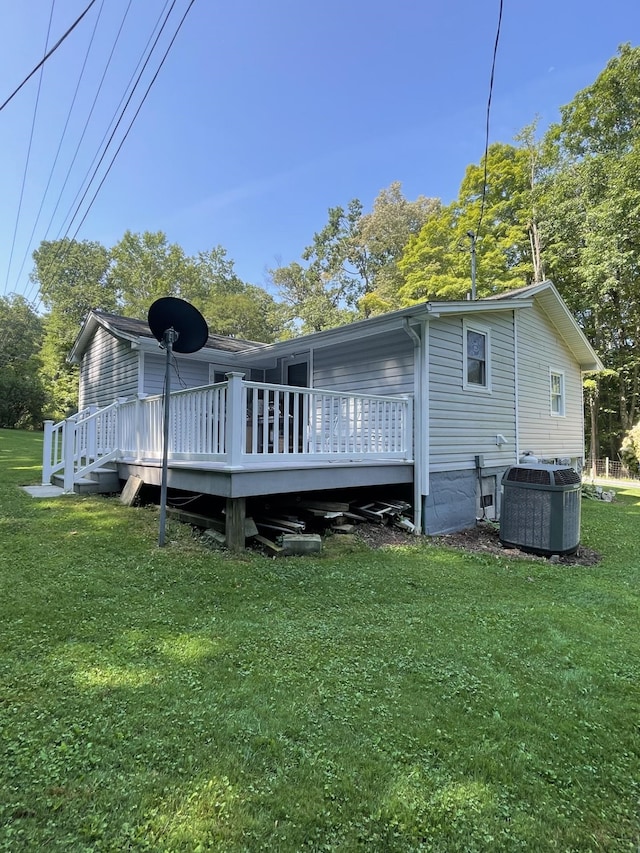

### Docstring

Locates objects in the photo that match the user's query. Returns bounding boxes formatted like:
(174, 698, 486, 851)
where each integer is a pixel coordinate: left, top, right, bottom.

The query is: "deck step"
(51, 464, 121, 495)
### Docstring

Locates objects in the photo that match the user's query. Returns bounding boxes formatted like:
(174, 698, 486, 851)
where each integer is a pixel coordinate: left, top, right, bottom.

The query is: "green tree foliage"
(555, 43, 640, 158)
(399, 142, 537, 303)
(109, 231, 198, 318)
(620, 420, 640, 473)
(270, 261, 353, 333)
(356, 182, 439, 314)
(270, 184, 437, 329)
(0, 295, 45, 428)
(191, 249, 281, 342)
(31, 239, 113, 419)
(542, 44, 640, 458)
(30, 233, 282, 417)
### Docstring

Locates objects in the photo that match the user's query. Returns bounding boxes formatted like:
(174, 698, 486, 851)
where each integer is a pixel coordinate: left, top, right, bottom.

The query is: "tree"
(356, 182, 439, 314)
(270, 261, 354, 333)
(541, 44, 640, 458)
(399, 143, 537, 303)
(620, 419, 640, 474)
(110, 231, 196, 318)
(193, 248, 281, 342)
(270, 184, 439, 328)
(31, 239, 113, 418)
(555, 43, 640, 159)
(0, 295, 45, 428)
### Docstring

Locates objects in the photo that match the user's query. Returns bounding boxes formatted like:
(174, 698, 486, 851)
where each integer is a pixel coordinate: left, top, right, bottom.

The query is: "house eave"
(235, 298, 539, 363)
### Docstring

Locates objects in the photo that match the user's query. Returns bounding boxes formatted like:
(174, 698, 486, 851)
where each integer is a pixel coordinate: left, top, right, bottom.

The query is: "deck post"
(226, 497, 246, 552)
(225, 372, 246, 467)
(87, 405, 98, 461)
(42, 420, 54, 484)
(63, 416, 76, 493)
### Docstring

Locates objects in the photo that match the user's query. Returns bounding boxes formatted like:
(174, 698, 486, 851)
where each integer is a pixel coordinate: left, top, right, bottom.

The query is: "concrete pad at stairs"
(21, 484, 64, 498)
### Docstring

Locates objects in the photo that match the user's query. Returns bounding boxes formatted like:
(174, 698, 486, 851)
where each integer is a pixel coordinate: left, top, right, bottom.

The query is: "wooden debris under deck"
(164, 494, 415, 552)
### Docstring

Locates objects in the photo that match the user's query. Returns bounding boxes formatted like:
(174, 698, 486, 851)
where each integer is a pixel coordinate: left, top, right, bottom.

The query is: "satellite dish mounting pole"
(158, 327, 179, 547)
(147, 297, 208, 549)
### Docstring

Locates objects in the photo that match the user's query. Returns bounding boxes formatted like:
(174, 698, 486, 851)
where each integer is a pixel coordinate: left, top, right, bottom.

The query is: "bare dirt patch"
(355, 519, 602, 566)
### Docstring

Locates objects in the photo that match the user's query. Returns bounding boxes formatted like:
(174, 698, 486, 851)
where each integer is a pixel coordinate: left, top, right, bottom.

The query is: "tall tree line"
(7, 45, 639, 463)
(27, 232, 284, 420)
(267, 44, 640, 462)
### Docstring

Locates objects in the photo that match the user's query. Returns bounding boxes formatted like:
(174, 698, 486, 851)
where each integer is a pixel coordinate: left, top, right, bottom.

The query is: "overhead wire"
(29, 0, 189, 311)
(43, 0, 166, 248)
(63, 0, 183, 241)
(19, 0, 136, 306)
(11, 0, 108, 297)
(3, 2, 56, 296)
(474, 0, 504, 239)
(68, 0, 198, 243)
(0, 0, 98, 114)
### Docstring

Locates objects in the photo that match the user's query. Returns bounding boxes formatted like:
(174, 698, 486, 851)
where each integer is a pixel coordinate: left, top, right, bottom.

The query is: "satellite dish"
(147, 297, 209, 547)
(148, 296, 209, 353)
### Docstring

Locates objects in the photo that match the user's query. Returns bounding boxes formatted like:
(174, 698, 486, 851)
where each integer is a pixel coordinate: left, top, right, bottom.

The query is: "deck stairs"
(51, 462, 121, 495)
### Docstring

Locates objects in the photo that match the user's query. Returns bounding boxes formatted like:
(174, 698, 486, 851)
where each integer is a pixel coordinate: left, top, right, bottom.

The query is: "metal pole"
(158, 328, 178, 547)
(467, 230, 477, 300)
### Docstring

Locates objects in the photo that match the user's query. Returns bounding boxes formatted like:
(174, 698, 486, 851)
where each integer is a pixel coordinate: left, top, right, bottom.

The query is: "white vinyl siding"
(517, 304, 584, 459)
(429, 313, 516, 472)
(78, 326, 138, 410)
(313, 328, 415, 396)
(143, 352, 211, 397)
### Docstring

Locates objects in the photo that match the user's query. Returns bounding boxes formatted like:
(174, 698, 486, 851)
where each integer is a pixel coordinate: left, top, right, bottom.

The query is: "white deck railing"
(42, 402, 119, 491)
(44, 375, 413, 489)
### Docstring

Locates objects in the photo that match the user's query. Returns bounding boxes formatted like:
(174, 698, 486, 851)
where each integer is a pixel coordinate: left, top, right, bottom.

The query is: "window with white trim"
(463, 321, 491, 391)
(550, 371, 565, 416)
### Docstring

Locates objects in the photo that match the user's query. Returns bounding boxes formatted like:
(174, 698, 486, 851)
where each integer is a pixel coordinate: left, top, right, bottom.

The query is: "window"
(209, 365, 232, 384)
(463, 321, 491, 390)
(550, 371, 565, 416)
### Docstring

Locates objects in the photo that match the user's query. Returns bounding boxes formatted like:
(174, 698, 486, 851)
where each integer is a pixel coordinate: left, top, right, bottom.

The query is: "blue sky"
(1, 0, 639, 307)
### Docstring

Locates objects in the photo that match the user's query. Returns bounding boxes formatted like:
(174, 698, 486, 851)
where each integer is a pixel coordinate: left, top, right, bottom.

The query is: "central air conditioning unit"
(500, 464, 581, 556)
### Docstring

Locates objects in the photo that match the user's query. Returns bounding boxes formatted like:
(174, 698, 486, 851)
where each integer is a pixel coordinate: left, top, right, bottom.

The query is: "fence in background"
(587, 458, 640, 482)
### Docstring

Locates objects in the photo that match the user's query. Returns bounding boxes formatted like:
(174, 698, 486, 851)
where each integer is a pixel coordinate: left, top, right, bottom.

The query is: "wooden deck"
(43, 375, 415, 499)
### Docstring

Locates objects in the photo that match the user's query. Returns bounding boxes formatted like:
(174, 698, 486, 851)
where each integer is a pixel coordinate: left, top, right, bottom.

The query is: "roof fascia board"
(535, 292, 604, 372)
(514, 280, 603, 371)
(237, 313, 431, 362)
(427, 298, 534, 315)
(134, 338, 255, 363)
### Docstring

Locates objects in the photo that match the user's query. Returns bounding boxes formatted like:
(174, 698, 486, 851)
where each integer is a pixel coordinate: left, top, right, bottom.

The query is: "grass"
(0, 427, 638, 852)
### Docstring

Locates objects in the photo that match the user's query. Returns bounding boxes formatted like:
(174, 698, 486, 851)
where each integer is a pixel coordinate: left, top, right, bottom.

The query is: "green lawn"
(1, 428, 638, 852)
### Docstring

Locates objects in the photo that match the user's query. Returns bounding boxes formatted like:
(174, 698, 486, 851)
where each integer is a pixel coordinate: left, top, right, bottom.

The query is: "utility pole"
(467, 230, 477, 299)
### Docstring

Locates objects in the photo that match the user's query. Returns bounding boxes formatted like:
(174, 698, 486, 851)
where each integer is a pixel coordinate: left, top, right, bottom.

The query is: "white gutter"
(403, 318, 423, 534)
(513, 310, 520, 463)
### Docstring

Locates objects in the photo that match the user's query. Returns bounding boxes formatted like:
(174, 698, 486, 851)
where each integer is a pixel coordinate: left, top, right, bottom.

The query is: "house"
(43, 281, 602, 544)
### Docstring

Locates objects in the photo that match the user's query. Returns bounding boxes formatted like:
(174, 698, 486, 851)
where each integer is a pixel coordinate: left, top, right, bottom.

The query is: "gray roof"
(94, 310, 265, 352)
(67, 309, 266, 362)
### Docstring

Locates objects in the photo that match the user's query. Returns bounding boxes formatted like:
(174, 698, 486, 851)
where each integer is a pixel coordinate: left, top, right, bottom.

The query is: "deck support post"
(42, 420, 54, 484)
(225, 496, 246, 552)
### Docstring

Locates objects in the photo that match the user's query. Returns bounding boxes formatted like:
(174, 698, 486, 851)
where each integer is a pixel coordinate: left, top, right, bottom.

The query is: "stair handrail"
(42, 407, 92, 485)
(43, 401, 121, 492)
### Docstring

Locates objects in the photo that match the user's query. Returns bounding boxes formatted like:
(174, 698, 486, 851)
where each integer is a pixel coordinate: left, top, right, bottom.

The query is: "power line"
(11, 0, 108, 297)
(31, 0, 197, 314)
(30, 0, 181, 313)
(69, 0, 198, 241)
(24, 0, 174, 307)
(475, 0, 504, 238)
(0, 0, 98, 113)
(61, 0, 181, 241)
(3, 2, 56, 296)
